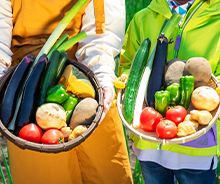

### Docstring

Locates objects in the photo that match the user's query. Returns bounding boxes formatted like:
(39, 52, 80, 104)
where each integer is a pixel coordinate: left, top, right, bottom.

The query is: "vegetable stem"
(47, 33, 69, 59)
(35, 0, 88, 64)
(57, 31, 87, 53)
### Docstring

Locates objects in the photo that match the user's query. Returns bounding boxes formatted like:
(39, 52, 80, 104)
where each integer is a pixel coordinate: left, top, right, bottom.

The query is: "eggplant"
(146, 33, 169, 108)
(14, 54, 47, 135)
(0, 54, 35, 126)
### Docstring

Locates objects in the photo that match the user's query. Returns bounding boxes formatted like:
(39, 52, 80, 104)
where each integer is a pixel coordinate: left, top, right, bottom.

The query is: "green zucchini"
(38, 50, 60, 106)
(122, 38, 151, 124)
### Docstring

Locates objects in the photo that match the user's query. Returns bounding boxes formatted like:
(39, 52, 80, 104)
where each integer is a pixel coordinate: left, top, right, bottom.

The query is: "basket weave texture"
(0, 59, 104, 153)
(117, 74, 220, 145)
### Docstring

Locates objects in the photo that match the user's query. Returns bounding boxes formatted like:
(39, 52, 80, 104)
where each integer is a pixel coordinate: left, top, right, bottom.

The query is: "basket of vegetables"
(117, 32, 220, 145)
(0, 56, 104, 153)
(0, 0, 104, 153)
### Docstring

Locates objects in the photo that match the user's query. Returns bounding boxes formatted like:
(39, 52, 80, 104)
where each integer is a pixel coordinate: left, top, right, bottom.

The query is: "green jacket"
(119, 0, 220, 156)
(119, 0, 220, 76)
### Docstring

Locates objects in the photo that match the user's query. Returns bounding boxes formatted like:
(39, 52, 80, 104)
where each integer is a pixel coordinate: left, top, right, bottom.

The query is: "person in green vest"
(118, 0, 220, 183)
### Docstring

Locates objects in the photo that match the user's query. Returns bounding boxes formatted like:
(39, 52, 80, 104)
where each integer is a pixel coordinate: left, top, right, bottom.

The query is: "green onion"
(35, 0, 89, 64)
(47, 33, 69, 59)
(57, 31, 87, 53)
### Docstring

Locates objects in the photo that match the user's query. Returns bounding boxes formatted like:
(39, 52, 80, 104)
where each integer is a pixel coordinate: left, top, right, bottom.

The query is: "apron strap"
(94, 0, 105, 34)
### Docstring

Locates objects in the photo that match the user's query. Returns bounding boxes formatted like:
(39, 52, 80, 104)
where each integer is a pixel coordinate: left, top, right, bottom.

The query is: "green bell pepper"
(155, 90, 170, 117)
(62, 93, 79, 125)
(46, 84, 69, 104)
(179, 75, 194, 110)
(166, 83, 181, 106)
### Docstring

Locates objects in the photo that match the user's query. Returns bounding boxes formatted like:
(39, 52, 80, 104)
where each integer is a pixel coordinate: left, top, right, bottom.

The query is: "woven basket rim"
(0, 58, 104, 153)
(117, 74, 220, 145)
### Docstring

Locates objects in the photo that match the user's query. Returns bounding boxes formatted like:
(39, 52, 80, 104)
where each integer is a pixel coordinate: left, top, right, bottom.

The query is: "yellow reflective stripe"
(94, 0, 105, 34)
(130, 133, 217, 156)
(216, 119, 220, 157)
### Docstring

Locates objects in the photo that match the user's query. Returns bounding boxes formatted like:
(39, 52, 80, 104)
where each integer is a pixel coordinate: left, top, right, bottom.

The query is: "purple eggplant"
(146, 33, 169, 108)
(0, 54, 35, 126)
(14, 54, 47, 135)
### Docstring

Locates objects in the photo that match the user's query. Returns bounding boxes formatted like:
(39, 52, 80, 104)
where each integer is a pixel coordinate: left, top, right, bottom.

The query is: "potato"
(69, 98, 98, 130)
(68, 125, 88, 141)
(184, 57, 212, 88)
(164, 58, 186, 87)
(60, 127, 72, 141)
(191, 86, 219, 111)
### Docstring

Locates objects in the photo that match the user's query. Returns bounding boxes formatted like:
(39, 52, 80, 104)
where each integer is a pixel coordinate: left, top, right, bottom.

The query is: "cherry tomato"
(18, 123, 43, 143)
(165, 105, 187, 126)
(156, 119, 178, 139)
(140, 107, 163, 132)
(41, 129, 64, 144)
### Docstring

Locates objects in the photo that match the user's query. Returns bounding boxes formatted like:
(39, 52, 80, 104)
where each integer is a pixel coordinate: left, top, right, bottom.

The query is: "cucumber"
(146, 33, 169, 108)
(0, 54, 35, 127)
(14, 54, 47, 135)
(122, 38, 151, 124)
(38, 50, 60, 106)
(55, 52, 68, 83)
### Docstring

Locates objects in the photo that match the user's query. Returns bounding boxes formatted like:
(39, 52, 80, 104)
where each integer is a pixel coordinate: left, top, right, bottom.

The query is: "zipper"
(173, 27, 182, 59)
(173, 1, 204, 59)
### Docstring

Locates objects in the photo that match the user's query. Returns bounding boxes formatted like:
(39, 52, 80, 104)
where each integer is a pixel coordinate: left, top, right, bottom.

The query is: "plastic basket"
(117, 74, 220, 145)
(0, 59, 104, 153)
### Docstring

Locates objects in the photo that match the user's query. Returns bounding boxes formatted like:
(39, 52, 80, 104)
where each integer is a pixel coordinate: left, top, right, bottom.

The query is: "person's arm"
(75, 0, 125, 122)
(0, 0, 13, 78)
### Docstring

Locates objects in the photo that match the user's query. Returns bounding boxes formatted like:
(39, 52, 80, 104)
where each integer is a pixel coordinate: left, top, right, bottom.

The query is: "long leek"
(47, 33, 69, 59)
(35, 0, 88, 63)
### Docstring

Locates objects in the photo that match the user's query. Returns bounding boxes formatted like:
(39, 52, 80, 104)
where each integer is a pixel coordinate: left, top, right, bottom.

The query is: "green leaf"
(133, 157, 144, 184)
(1, 146, 12, 184)
(0, 162, 7, 184)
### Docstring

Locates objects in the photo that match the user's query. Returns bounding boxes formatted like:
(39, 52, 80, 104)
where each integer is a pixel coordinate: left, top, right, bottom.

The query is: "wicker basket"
(0, 59, 104, 153)
(117, 74, 220, 145)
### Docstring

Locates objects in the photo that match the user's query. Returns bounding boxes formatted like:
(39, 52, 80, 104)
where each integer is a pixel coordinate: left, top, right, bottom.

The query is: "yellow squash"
(59, 64, 95, 99)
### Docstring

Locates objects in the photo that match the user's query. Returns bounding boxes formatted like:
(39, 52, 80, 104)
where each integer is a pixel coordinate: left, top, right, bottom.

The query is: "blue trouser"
(139, 160, 216, 184)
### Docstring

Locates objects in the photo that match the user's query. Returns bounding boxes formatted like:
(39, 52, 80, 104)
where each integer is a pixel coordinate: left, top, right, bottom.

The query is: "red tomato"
(156, 119, 177, 139)
(41, 129, 64, 144)
(140, 107, 163, 132)
(18, 123, 43, 143)
(165, 105, 187, 126)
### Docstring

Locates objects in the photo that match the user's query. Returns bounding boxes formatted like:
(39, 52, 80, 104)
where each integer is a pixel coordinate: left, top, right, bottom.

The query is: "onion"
(36, 103, 67, 130)
(191, 86, 219, 111)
